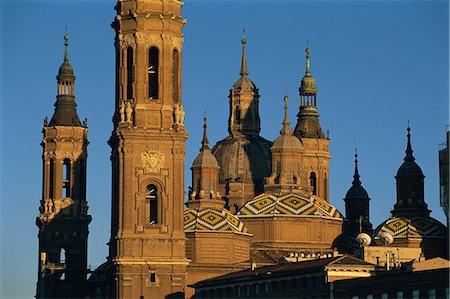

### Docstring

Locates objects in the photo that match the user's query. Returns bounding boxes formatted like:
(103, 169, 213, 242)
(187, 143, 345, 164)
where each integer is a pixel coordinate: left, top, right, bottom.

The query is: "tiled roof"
(375, 215, 447, 238)
(184, 208, 250, 234)
(237, 192, 341, 218)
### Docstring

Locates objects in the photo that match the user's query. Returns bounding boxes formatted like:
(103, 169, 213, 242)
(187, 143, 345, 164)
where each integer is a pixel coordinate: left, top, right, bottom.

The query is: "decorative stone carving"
(125, 101, 133, 123)
(142, 148, 165, 173)
(173, 104, 185, 126)
(119, 101, 125, 123)
(121, 34, 136, 48)
(135, 32, 162, 47)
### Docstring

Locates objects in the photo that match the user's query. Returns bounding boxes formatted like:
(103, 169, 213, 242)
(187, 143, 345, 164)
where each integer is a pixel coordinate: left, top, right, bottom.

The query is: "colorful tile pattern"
(184, 208, 248, 233)
(237, 193, 342, 218)
(375, 215, 447, 238)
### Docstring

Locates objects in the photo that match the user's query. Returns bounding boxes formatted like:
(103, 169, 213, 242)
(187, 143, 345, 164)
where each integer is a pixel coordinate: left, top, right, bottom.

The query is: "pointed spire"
(240, 29, 248, 76)
(64, 27, 69, 63)
(352, 148, 362, 186)
(280, 96, 293, 135)
(404, 126, 415, 162)
(200, 113, 210, 151)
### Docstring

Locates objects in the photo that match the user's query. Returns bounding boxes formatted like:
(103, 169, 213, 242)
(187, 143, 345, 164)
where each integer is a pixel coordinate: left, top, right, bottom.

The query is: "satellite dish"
(356, 233, 372, 246)
(378, 232, 394, 246)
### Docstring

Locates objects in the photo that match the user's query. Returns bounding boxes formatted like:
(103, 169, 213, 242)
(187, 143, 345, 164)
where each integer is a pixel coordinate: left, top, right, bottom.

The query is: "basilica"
(35, 1, 448, 298)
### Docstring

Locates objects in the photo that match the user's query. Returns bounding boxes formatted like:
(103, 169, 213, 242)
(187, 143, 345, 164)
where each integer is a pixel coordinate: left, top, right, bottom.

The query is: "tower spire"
(352, 148, 362, 186)
(64, 27, 69, 63)
(404, 126, 415, 162)
(240, 30, 248, 76)
(280, 96, 293, 135)
(201, 113, 210, 151)
(305, 43, 311, 76)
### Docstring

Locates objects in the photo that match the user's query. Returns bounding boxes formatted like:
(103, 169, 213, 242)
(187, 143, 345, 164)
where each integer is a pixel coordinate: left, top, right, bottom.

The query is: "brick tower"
(36, 33, 91, 298)
(107, 0, 189, 297)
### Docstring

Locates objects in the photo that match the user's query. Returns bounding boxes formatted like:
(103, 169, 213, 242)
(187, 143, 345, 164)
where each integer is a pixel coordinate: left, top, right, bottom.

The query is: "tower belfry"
(36, 33, 91, 298)
(108, 0, 189, 297)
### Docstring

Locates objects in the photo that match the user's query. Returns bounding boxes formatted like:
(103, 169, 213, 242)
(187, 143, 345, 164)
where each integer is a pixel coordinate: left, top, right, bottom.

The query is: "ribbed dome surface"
(58, 63, 74, 77)
(192, 150, 219, 168)
(300, 75, 317, 94)
(272, 134, 303, 150)
(212, 135, 272, 185)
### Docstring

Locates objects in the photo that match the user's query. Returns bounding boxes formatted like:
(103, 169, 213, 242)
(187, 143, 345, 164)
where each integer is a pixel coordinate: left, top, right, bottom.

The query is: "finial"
(352, 148, 361, 186)
(404, 125, 415, 162)
(305, 42, 311, 76)
(280, 96, 293, 135)
(240, 30, 248, 76)
(64, 27, 69, 63)
(200, 112, 210, 151)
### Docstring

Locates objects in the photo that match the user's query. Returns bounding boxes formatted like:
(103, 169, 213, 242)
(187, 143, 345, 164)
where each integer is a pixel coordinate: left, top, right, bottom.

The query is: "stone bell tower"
(36, 33, 91, 298)
(108, 0, 189, 298)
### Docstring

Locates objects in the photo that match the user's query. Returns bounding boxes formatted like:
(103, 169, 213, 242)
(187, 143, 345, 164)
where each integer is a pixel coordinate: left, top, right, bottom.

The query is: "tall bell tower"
(36, 33, 91, 298)
(108, 0, 189, 298)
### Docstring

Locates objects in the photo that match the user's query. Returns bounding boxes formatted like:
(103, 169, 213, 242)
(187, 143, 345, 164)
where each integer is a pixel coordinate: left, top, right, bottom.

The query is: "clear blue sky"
(1, 1, 448, 298)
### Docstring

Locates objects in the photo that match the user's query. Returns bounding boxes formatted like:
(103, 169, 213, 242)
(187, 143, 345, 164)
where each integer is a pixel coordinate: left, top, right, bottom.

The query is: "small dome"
(192, 150, 219, 168)
(375, 215, 447, 238)
(300, 75, 317, 94)
(232, 76, 256, 91)
(397, 160, 424, 177)
(345, 184, 369, 199)
(184, 207, 249, 234)
(237, 192, 342, 218)
(58, 62, 74, 77)
(272, 134, 303, 150)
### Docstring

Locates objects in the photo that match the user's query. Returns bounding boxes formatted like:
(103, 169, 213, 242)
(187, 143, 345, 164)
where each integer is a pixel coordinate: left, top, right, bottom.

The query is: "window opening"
(62, 159, 71, 198)
(126, 47, 133, 99)
(148, 47, 159, 99)
(172, 49, 179, 103)
(146, 185, 158, 224)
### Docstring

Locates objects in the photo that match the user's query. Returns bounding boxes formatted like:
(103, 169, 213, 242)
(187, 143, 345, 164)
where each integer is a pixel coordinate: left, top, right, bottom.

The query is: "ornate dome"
(237, 192, 342, 218)
(212, 135, 272, 187)
(375, 215, 447, 238)
(184, 208, 249, 234)
(300, 75, 317, 95)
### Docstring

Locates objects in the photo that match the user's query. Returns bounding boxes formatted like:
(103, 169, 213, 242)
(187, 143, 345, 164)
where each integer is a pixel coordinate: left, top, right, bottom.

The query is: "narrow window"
(126, 47, 133, 99)
(172, 49, 179, 104)
(310, 172, 317, 195)
(235, 106, 241, 124)
(49, 158, 54, 199)
(324, 173, 328, 200)
(148, 47, 159, 99)
(78, 159, 86, 201)
(59, 248, 66, 263)
(428, 289, 436, 299)
(149, 272, 156, 283)
(412, 290, 420, 299)
(62, 159, 71, 198)
(146, 185, 158, 224)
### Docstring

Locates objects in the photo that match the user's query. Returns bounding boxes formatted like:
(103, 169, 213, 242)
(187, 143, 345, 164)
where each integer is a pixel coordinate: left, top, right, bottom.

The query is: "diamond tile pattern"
(184, 208, 248, 233)
(237, 193, 341, 218)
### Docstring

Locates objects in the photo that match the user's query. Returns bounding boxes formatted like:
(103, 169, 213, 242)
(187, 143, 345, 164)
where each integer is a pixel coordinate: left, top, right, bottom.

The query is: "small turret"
(189, 116, 224, 210)
(294, 46, 325, 139)
(344, 150, 373, 237)
(392, 127, 430, 217)
(265, 96, 305, 194)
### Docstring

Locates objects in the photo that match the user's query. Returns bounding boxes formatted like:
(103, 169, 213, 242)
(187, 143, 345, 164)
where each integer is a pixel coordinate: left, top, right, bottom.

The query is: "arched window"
(146, 184, 158, 224)
(148, 47, 159, 99)
(59, 248, 66, 263)
(172, 49, 180, 104)
(62, 159, 71, 198)
(126, 46, 133, 100)
(310, 172, 317, 195)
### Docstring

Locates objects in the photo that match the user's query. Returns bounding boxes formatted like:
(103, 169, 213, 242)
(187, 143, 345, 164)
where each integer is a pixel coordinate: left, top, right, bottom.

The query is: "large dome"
(212, 135, 272, 189)
(237, 192, 342, 219)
